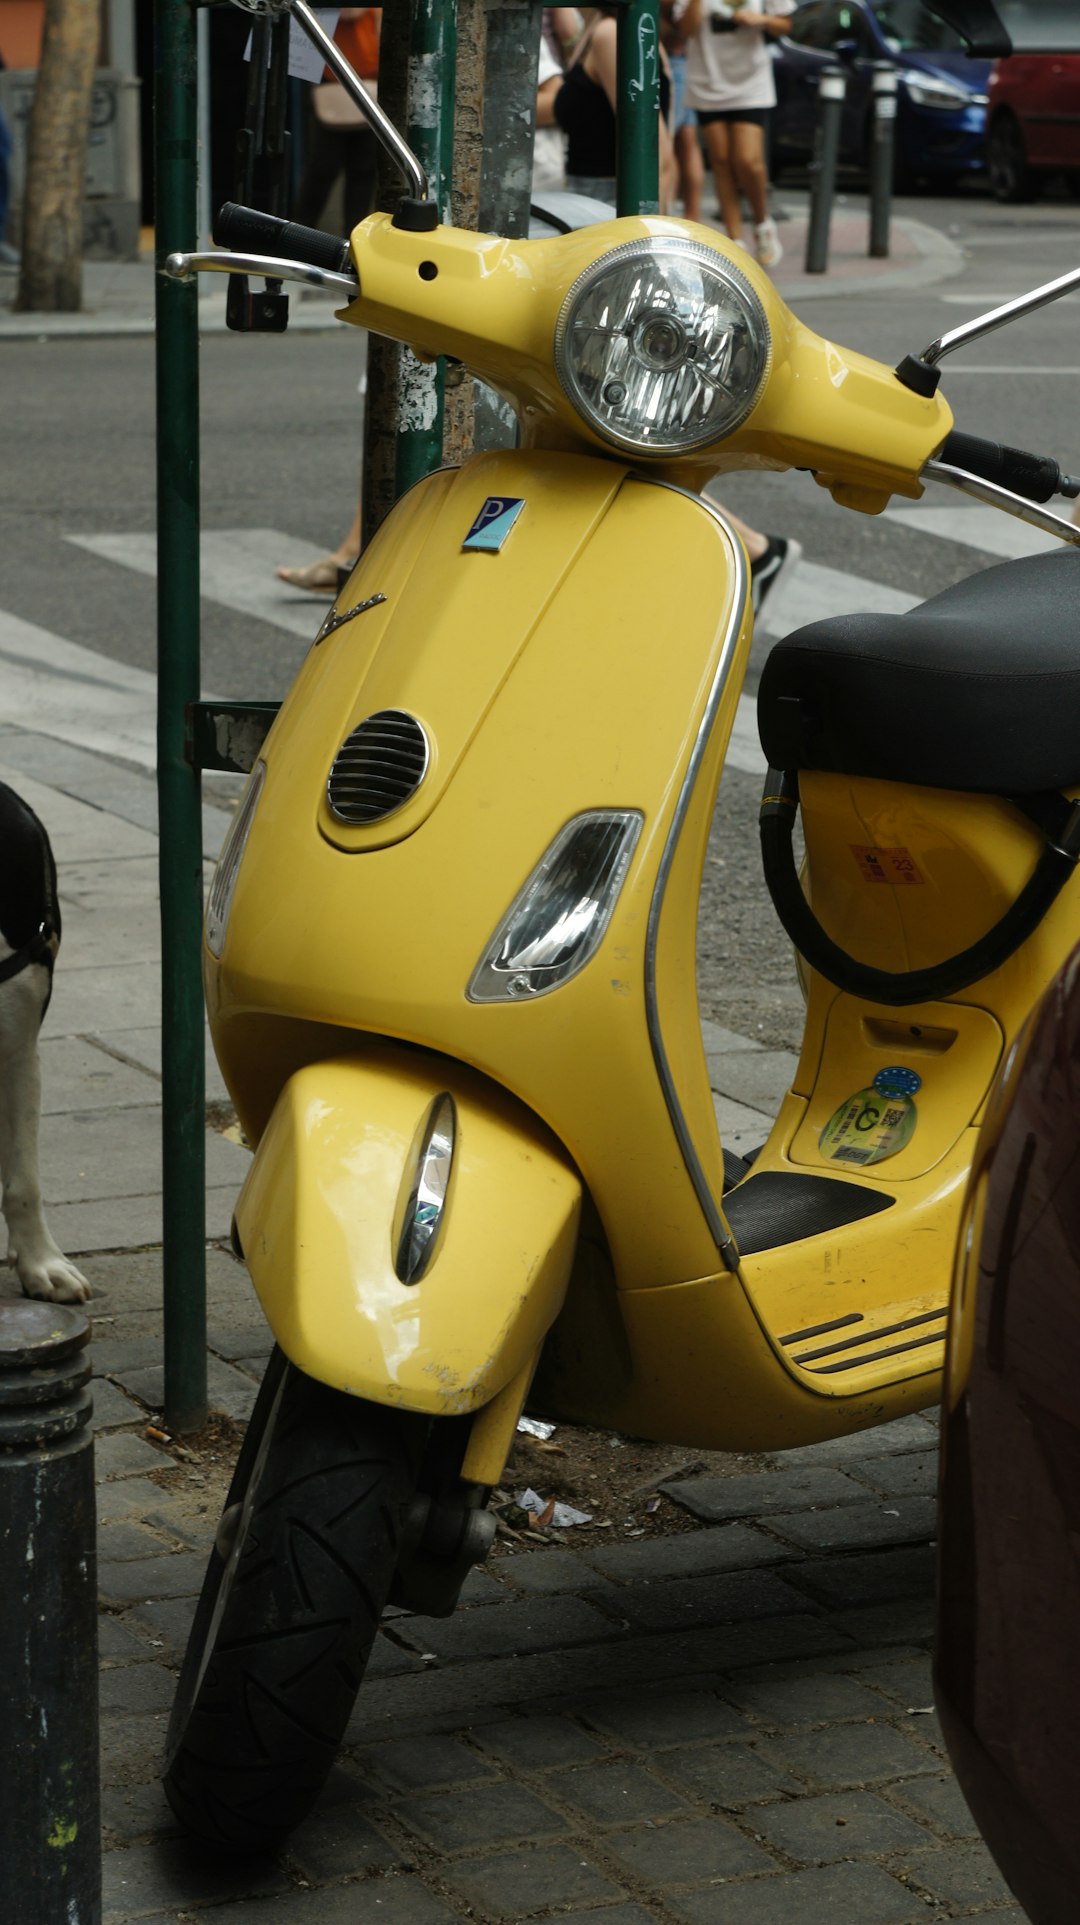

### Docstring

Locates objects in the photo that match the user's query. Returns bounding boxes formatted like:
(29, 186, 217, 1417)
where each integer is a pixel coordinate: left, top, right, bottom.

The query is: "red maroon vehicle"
(985, 52, 1080, 199)
(936, 941, 1080, 1925)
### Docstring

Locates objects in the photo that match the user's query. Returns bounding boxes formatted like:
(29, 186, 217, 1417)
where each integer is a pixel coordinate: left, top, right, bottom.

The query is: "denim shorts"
(669, 54, 696, 133)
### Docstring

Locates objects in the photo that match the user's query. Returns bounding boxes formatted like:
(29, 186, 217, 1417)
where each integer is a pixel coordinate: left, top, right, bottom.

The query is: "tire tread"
(163, 1353, 421, 1850)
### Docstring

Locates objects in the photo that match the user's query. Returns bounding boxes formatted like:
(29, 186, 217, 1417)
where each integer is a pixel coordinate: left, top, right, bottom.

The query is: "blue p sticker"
(463, 496, 526, 552)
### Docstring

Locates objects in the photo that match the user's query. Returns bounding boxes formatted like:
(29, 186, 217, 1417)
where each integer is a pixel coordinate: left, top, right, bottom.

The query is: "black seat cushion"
(757, 546, 1080, 795)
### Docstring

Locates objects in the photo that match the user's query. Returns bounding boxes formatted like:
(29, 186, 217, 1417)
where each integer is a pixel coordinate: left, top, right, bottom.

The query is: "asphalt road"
(4, 179, 1079, 1054)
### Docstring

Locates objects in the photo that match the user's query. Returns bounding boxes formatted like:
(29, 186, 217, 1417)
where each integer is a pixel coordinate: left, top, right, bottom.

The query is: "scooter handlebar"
(213, 202, 352, 277)
(939, 430, 1078, 504)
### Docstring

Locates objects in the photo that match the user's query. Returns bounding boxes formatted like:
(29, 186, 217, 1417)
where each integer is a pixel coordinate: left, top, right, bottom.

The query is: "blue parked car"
(769, 0, 991, 189)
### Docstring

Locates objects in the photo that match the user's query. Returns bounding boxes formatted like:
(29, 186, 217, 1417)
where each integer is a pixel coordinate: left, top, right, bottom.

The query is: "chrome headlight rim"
(553, 234, 772, 458)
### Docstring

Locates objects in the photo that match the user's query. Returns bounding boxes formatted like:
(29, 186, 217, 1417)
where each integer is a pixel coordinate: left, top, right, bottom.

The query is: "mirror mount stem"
(897, 262, 1080, 394)
(289, 0, 432, 208)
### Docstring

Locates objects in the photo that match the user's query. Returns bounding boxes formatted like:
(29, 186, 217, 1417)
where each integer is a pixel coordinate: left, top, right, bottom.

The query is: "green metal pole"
(616, 0, 661, 216)
(394, 0, 457, 497)
(155, 0, 207, 1433)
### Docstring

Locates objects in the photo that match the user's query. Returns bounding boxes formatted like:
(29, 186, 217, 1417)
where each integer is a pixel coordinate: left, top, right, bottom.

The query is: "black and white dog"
(0, 780, 90, 1302)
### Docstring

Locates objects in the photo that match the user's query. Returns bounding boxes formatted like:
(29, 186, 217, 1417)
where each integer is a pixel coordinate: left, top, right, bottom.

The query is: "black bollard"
(804, 64, 846, 275)
(869, 63, 898, 258)
(0, 1302, 100, 1925)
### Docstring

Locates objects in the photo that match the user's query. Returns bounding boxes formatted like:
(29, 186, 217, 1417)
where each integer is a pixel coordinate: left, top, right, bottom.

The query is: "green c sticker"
(819, 1065, 921, 1167)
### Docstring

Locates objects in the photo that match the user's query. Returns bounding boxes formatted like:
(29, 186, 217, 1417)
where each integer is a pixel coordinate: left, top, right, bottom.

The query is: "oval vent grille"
(327, 709, 430, 825)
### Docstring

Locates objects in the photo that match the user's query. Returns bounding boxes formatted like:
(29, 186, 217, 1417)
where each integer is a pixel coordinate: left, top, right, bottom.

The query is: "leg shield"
(232, 1047, 582, 1415)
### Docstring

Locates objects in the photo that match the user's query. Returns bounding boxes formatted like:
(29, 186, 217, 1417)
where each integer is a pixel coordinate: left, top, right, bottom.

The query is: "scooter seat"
(758, 546, 1080, 796)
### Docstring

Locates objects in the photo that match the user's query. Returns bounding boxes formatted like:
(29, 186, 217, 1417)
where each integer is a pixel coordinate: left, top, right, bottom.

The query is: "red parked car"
(936, 942, 1080, 1924)
(985, 53, 1080, 199)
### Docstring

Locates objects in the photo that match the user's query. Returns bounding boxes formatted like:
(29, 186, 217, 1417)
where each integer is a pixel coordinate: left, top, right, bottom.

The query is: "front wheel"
(986, 111, 1036, 203)
(163, 1349, 424, 1852)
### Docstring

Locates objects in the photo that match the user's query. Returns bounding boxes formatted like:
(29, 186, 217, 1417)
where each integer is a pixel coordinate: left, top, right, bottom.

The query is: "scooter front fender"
(232, 1045, 582, 1414)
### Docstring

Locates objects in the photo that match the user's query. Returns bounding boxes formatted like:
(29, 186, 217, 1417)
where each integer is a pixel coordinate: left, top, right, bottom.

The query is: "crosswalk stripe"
(0, 607, 158, 769)
(60, 510, 1051, 782)
(757, 557, 919, 638)
(883, 502, 1062, 559)
(728, 508, 1067, 776)
(0, 611, 243, 855)
(937, 365, 1080, 374)
(66, 529, 333, 643)
(61, 532, 923, 783)
(725, 561, 922, 777)
(66, 529, 948, 659)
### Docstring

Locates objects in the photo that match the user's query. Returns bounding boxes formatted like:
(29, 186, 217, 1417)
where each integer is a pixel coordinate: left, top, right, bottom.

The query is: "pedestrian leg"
(702, 120, 744, 245)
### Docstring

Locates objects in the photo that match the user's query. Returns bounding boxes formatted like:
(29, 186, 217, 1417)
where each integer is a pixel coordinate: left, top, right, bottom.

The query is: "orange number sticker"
(851, 845, 924, 885)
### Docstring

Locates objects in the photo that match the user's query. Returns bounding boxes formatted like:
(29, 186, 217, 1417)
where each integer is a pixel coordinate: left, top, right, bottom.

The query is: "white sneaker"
(755, 217, 783, 269)
(750, 535, 802, 616)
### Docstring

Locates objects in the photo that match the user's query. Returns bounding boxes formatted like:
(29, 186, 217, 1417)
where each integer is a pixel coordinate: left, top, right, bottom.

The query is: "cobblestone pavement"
(87, 1228, 1025, 1925)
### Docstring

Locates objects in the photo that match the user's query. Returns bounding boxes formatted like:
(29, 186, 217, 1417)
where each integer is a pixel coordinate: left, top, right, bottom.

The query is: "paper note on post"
(244, 10, 341, 85)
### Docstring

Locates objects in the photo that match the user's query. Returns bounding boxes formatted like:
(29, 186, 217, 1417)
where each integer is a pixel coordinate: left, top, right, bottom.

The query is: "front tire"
(986, 111, 1036, 203)
(163, 1349, 423, 1852)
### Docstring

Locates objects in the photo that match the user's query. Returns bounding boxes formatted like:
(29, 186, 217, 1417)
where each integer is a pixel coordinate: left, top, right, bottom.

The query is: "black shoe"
(750, 535, 802, 615)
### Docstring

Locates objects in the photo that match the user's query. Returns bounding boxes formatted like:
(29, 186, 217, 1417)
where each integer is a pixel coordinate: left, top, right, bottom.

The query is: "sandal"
(275, 556, 351, 596)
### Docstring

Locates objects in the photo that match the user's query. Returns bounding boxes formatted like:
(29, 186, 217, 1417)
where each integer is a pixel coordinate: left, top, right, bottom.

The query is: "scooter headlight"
(205, 759, 266, 958)
(553, 236, 771, 456)
(468, 810, 643, 1002)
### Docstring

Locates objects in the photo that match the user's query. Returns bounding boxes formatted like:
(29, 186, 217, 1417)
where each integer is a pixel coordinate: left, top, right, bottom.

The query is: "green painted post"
(154, 0, 207, 1433)
(394, 0, 458, 497)
(616, 0, 661, 216)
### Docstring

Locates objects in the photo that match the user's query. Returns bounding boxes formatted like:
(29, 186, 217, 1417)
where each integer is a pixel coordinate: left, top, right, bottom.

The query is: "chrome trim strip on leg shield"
(643, 483, 748, 1273)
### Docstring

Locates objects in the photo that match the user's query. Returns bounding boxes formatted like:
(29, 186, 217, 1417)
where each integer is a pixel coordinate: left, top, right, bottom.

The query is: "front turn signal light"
(205, 759, 267, 959)
(467, 809, 643, 1003)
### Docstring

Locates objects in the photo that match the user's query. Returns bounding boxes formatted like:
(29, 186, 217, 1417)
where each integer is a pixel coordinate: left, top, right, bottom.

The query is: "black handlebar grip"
(213, 202, 352, 275)
(940, 430, 1063, 505)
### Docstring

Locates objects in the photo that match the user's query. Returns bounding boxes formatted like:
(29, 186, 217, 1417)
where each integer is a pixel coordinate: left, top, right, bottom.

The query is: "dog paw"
(14, 1252, 92, 1304)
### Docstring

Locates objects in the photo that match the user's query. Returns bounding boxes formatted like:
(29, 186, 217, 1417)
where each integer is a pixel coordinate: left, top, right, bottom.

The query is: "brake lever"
(164, 251, 360, 299)
(921, 459, 1080, 544)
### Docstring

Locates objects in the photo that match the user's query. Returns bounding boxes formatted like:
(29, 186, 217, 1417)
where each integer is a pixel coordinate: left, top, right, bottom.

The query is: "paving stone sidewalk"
(87, 1249, 1024, 1925)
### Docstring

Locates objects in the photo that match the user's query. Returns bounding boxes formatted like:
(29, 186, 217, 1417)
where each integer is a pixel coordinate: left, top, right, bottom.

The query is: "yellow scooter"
(161, 7, 1080, 1852)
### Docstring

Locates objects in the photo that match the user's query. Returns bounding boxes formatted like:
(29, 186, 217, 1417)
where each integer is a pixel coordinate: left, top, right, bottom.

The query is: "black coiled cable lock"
(760, 766, 1080, 1007)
